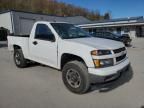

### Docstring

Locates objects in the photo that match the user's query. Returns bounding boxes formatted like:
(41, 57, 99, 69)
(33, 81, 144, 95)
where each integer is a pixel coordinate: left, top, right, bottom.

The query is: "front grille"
(116, 54, 126, 62)
(113, 47, 126, 54)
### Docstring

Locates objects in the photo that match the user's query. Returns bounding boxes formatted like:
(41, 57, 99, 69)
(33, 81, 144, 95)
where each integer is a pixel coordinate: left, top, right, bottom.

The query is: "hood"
(65, 37, 124, 50)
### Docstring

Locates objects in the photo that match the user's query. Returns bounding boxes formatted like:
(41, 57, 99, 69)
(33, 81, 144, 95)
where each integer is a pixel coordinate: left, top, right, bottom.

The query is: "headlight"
(91, 50, 111, 56)
(93, 58, 114, 68)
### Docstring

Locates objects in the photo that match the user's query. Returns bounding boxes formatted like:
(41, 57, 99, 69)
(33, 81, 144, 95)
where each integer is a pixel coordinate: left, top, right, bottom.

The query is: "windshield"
(51, 23, 91, 39)
(93, 32, 117, 39)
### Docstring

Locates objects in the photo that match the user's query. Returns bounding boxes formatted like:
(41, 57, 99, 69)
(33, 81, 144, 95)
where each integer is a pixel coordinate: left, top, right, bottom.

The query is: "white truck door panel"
(29, 23, 57, 67)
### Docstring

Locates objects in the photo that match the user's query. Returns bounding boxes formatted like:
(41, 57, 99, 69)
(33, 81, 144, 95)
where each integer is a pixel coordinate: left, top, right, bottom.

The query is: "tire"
(14, 49, 28, 68)
(62, 61, 90, 94)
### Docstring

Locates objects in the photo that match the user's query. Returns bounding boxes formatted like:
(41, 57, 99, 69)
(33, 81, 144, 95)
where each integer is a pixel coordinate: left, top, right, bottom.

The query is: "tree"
(104, 12, 111, 20)
(0, 0, 112, 21)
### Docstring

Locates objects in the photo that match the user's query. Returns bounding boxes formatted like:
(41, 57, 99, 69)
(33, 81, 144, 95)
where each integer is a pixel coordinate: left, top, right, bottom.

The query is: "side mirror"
(48, 34, 55, 42)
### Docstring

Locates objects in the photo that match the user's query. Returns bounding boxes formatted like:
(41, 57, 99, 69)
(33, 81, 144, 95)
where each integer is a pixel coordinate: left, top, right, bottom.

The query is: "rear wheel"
(62, 61, 90, 94)
(14, 49, 28, 68)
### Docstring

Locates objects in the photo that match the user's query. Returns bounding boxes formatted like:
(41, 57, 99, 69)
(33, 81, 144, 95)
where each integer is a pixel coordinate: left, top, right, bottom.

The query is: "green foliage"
(0, 0, 111, 20)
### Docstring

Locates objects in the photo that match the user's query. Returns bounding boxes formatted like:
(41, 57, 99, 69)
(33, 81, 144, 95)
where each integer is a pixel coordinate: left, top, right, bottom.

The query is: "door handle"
(33, 41, 38, 45)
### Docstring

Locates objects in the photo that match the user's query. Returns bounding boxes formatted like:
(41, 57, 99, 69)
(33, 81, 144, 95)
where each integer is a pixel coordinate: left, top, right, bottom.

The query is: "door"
(136, 26, 143, 37)
(117, 27, 121, 35)
(29, 24, 57, 67)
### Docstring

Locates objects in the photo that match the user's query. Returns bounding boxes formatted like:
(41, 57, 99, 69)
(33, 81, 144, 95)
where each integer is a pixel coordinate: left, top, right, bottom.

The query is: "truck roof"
(35, 21, 72, 24)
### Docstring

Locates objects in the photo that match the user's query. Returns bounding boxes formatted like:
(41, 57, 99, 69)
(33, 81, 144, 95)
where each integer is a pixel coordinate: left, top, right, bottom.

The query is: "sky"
(57, 0, 144, 18)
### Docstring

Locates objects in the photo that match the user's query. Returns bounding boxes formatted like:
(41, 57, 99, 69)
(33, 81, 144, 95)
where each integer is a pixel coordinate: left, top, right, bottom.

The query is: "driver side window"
(35, 24, 55, 41)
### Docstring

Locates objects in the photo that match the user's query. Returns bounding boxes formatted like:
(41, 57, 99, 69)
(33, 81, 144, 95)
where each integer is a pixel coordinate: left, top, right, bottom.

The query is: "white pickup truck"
(8, 21, 130, 94)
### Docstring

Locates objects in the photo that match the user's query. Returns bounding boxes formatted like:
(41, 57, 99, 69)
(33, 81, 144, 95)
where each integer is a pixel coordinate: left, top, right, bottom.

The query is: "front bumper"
(88, 58, 130, 83)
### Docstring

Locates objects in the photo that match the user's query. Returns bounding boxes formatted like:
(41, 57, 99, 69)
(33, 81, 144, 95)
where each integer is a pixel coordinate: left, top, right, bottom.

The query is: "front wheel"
(14, 49, 28, 68)
(62, 61, 90, 94)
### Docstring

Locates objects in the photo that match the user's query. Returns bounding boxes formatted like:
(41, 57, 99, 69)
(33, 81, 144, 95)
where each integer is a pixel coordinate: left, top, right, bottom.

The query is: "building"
(0, 10, 144, 39)
(0, 10, 91, 36)
(78, 16, 144, 38)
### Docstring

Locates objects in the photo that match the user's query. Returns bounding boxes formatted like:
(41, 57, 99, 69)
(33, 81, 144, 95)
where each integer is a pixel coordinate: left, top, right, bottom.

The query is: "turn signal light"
(93, 59, 100, 67)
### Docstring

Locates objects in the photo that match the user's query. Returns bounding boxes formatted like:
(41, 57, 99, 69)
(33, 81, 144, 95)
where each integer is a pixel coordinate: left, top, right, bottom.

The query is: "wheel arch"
(13, 45, 22, 50)
(60, 53, 87, 70)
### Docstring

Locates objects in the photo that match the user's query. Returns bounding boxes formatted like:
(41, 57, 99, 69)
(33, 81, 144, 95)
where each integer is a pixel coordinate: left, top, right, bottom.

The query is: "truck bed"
(9, 34, 30, 37)
(7, 35, 30, 58)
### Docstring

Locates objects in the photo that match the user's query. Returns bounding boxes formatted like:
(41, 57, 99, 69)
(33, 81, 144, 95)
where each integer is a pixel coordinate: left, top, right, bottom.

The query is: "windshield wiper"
(63, 36, 90, 39)
(77, 35, 91, 38)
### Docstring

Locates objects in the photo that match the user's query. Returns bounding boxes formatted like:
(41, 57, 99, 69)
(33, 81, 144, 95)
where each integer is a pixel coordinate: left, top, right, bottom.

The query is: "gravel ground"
(0, 39, 144, 108)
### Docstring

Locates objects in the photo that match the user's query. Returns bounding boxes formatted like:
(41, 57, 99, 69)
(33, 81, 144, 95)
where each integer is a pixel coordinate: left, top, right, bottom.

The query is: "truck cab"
(8, 21, 130, 94)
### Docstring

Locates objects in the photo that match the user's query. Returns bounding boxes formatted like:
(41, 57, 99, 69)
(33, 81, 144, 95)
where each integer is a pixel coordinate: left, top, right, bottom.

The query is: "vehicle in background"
(121, 33, 132, 46)
(91, 32, 132, 46)
(0, 27, 9, 41)
(7, 22, 130, 94)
